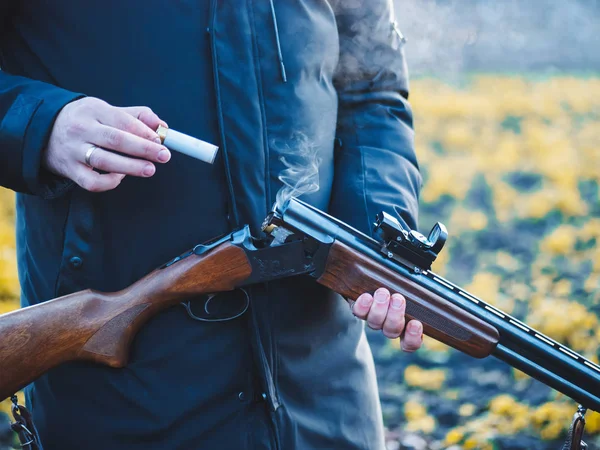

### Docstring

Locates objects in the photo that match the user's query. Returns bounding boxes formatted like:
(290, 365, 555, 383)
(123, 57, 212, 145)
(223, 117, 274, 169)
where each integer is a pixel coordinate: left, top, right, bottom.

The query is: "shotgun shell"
(156, 125, 219, 164)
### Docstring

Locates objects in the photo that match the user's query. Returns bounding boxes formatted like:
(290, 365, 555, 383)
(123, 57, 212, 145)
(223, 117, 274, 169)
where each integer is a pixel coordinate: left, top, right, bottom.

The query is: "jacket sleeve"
(0, 70, 82, 197)
(330, 0, 421, 235)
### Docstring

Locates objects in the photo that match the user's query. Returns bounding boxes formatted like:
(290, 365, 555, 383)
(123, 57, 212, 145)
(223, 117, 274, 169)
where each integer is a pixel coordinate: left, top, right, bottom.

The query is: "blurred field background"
(1, 0, 600, 449)
(368, 74, 600, 450)
(371, 1, 600, 449)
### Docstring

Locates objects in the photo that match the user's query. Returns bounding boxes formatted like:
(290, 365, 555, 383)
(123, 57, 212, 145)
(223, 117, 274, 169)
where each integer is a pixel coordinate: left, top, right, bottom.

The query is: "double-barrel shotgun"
(0, 198, 598, 447)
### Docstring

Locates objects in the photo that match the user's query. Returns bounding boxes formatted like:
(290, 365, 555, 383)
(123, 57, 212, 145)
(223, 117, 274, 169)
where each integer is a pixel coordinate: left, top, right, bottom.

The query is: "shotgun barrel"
(263, 198, 600, 412)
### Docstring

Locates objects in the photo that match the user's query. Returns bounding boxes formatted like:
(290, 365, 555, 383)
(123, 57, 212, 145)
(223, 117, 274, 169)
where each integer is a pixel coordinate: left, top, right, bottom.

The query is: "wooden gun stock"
(0, 242, 251, 400)
(317, 241, 500, 358)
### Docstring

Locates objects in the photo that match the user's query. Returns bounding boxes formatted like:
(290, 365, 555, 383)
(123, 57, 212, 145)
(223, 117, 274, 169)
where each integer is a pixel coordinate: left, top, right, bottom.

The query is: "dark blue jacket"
(0, 1, 420, 448)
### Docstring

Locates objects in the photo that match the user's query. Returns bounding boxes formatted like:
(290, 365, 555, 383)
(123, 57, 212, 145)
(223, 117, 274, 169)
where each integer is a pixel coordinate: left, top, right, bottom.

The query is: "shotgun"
(1, 198, 599, 415)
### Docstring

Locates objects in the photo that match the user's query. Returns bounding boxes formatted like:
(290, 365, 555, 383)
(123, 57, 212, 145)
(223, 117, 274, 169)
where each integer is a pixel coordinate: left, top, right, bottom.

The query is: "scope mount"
(373, 212, 448, 272)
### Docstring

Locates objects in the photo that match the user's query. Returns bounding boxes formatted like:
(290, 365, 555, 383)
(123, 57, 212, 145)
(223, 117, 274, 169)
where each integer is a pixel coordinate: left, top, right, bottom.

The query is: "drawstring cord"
(268, 0, 287, 83)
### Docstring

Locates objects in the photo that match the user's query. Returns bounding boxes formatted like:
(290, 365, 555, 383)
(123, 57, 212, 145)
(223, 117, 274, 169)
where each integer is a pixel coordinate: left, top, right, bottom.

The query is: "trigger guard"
(180, 289, 250, 322)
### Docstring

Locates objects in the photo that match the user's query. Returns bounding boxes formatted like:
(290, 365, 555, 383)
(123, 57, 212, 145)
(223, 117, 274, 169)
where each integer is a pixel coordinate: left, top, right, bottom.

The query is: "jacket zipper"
(268, 0, 287, 83)
(209, 0, 240, 228)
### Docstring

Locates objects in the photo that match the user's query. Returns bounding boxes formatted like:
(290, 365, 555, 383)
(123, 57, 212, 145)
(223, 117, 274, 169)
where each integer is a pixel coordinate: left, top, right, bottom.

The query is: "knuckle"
(79, 176, 96, 192)
(401, 342, 416, 353)
(139, 106, 153, 116)
(384, 321, 404, 337)
(103, 129, 122, 147)
(142, 142, 156, 158)
(120, 118, 139, 134)
(356, 293, 371, 304)
(65, 121, 86, 137)
(75, 174, 87, 189)
(135, 162, 152, 177)
(382, 330, 401, 339)
(84, 97, 103, 107)
(367, 319, 382, 330)
(370, 309, 386, 322)
(87, 182, 103, 193)
(401, 339, 420, 353)
(353, 309, 368, 320)
(81, 97, 104, 113)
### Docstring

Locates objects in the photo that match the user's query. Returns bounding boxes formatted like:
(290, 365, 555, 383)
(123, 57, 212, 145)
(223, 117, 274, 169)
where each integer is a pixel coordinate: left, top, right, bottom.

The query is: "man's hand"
(43, 97, 171, 192)
(351, 288, 423, 352)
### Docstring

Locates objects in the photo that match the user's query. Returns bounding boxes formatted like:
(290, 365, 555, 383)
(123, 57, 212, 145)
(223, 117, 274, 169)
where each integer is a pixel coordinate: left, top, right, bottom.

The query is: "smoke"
(273, 132, 321, 211)
(394, 0, 600, 76)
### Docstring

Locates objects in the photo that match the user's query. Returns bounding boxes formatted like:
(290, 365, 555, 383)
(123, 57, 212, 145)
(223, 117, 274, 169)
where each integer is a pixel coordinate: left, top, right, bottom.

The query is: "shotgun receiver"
(1, 198, 599, 414)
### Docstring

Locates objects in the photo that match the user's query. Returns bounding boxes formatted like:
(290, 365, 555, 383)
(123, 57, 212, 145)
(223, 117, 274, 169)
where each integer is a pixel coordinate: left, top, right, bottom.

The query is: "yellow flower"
(516, 190, 556, 220)
(489, 394, 518, 415)
(444, 428, 465, 445)
(404, 399, 437, 434)
(552, 279, 571, 297)
(540, 422, 564, 440)
(512, 368, 530, 381)
(404, 399, 427, 421)
(531, 401, 574, 439)
(463, 437, 480, 449)
(495, 252, 520, 271)
(0, 218, 19, 301)
(0, 299, 19, 315)
(448, 208, 489, 232)
(403, 365, 446, 391)
(540, 226, 578, 255)
(491, 181, 520, 223)
(459, 403, 476, 417)
(0, 391, 24, 416)
(586, 411, 600, 433)
(585, 274, 599, 293)
(526, 298, 597, 352)
(580, 219, 600, 241)
(465, 273, 500, 306)
(421, 157, 477, 203)
(443, 121, 475, 150)
(430, 242, 450, 276)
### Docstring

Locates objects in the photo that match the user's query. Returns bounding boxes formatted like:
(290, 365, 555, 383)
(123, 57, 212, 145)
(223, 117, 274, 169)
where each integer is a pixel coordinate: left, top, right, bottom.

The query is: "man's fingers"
(85, 146, 156, 177)
(382, 294, 406, 339)
(73, 167, 126, 193)
(352, 293, 373, 319)
(401, 320, 424, 352)
(93, 125, 171, 163)
(97, 105, 161, 143)
(365, 288, 390, 330)
(121, 106, 168, 130)
(352, 289, 423, 353)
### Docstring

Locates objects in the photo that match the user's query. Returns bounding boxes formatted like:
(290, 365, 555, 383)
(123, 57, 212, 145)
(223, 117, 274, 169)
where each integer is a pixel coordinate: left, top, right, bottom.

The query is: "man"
(0, 0, 423, 448)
